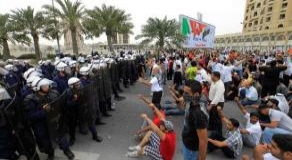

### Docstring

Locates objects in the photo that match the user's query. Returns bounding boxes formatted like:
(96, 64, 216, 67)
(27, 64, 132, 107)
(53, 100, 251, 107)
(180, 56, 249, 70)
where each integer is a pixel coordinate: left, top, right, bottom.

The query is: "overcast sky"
(0, 0, 246, 45)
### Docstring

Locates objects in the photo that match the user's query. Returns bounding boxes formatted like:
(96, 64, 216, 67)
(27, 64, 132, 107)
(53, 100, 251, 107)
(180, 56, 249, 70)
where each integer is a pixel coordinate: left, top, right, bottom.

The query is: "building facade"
(215, 0, 292, 51)
(112, 33, 130, 45)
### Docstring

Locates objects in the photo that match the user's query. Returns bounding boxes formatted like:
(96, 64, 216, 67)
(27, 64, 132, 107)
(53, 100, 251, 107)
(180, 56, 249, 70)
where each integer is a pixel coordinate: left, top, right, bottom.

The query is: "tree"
(43, 0, 85, 56)
(83, 4, 133, 53)
(0, 14, 30, 60)
(136, 17, 184, 50)
(11, 6, 46, 60)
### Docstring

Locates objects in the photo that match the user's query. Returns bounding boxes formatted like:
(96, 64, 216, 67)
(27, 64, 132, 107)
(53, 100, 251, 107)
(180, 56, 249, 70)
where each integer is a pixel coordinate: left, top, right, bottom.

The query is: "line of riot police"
(0, 53, 141, 160)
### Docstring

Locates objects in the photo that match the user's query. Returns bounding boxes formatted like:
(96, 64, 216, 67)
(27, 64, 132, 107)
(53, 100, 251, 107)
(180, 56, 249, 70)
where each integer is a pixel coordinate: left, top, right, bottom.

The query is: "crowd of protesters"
(125, 48, 292, 160)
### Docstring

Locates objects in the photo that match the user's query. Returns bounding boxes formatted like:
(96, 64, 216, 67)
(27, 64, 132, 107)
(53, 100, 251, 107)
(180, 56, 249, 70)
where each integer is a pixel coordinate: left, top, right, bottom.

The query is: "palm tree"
(11, 6, 46, 60)
(83, 4, 134, 53)
(0, 14, 31, 60)
(136, 17, 184, 49)
(43, 0, 85, 56)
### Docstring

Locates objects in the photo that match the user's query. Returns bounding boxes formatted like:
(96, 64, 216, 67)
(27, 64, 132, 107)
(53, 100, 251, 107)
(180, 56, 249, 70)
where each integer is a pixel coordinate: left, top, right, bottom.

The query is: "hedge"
(16, 54, 36, 59)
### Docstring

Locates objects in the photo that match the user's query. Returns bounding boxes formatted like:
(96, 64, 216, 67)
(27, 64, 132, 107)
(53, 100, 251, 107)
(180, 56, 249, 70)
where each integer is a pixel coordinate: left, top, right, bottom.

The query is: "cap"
(160, 119, 174, 131)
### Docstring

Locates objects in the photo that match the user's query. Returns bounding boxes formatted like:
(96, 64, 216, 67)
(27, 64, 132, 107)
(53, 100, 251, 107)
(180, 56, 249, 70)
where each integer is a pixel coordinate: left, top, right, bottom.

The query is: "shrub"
(47, 54, 56, 59)
(16, 54, 36, 59)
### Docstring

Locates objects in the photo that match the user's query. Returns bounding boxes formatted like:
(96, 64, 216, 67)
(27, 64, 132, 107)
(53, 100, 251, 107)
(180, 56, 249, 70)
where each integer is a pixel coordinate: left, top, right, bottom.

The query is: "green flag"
(181, 18, 190, 36)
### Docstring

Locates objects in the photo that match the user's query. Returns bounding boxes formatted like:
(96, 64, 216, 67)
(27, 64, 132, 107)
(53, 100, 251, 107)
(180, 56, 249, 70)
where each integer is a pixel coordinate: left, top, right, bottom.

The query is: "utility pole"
(52, 0, 61, 54)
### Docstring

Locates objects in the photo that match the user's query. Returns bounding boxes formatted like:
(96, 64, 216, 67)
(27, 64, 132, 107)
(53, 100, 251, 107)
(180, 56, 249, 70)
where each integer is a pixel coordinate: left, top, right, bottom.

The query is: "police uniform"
(53, 74, 69, 94)
(24, 89, 73, 159)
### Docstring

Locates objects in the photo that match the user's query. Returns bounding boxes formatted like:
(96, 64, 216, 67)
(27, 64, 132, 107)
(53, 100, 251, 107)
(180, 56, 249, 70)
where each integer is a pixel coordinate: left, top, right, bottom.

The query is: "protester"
(173, 64, 183, 89)
(163, 86, 185, 116)
(139, 66, 163, 109)
(126, 113, 176, 160)
(182, 80, 208, 160)
(185, 61, 197, 80)
(246, 134, 292, 160)
(208, 71, 225, 136)
(234, 97, 262, 147)
(259, 60, 287, 97)
(208, 106, 243, 159)
(239, 79, 259, 106)
(258, 104, 292, 143)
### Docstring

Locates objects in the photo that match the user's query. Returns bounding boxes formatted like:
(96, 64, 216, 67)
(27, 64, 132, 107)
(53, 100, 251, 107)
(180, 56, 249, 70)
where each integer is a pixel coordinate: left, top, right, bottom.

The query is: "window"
(268, 7, 273, 12)
(254, 12, 258, 17)
(244, 24, 247, 28)
(265, 26, 269, 30)
(249, 23, 252, 27)
(245, 16, 248, 20)
(280, 14, 285, 19)
(251, 6, 255, 10)
(254, 20, 258, 25)
(266, 17, 271, 22)
(278, 24, 284, 28)
(257, 3, 261, 8)
(282, 3, 288, 8)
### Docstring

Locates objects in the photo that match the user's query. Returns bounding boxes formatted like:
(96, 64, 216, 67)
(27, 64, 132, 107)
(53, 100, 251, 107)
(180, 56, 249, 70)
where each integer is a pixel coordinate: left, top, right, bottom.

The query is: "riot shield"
(101, 68, 112, 99)
(79, 82, 97, 125)
(4, 94, 40, 159)
(6, 83, 19, 97)
(47, 91, 65, 146)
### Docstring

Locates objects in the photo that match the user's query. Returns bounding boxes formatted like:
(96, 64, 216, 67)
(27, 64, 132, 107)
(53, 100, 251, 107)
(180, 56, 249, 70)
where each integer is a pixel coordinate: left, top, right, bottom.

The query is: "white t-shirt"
(173, 59, 182, 72)
(222, 65, 235, 83)
(274, 94, 290, 115)
(244, 113, 262, 145)
(269, 109, 292, 132)
(150, 76, 163, 92)
(195, 68, 210, 83)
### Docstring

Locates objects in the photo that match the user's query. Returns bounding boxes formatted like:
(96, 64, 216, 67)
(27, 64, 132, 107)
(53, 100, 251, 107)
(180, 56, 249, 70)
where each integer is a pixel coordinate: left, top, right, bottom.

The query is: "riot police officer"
(66, 77, 81, 146)
(78, 67, 103, 142)
(24, 78, 74, 160)
(53, 62, 69, 94)
(4, 64, 21, 87)
(0, 87, 21, 159)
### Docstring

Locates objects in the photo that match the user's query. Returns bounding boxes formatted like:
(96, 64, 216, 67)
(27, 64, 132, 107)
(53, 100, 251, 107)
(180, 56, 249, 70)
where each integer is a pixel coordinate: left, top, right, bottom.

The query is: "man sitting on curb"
(126, 112, 176, 160)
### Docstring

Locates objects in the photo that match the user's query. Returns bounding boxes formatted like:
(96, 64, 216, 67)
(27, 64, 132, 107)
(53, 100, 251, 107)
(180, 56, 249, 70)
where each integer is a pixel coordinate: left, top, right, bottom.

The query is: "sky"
(0, 0, 246, 45)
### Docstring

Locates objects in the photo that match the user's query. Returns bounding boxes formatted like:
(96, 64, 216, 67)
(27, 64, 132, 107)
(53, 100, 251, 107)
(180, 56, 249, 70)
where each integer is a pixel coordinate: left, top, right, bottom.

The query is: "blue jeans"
(263, 127, 292, 143)
(235, 69, 243, 78)
(163, 104, 185, 116)
(240, 99, 258, 106)
(183, 143, 198, 160)
(240, 89, 257, 106)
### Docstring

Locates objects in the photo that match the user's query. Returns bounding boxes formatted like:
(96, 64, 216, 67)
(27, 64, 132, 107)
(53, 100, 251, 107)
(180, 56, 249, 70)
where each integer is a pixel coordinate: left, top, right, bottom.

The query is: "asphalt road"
(40, 81, 253, 160)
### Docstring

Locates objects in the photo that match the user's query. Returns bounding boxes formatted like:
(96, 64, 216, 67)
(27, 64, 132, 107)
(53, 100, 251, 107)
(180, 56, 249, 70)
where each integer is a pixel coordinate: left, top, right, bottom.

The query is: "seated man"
(126, 113, 176, 160)
(258, 104, 292, 143)
(235, 97, 262, 148)
(243, 134, 292, 160)
(239, 79, 258, 106)
(162, 85, 185, 116)
(208, 106, 243, 159)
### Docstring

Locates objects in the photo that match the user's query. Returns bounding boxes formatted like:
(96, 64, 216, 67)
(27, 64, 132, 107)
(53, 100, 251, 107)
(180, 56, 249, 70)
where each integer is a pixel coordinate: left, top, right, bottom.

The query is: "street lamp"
(241, 22, 245, 54)
(52, 0, 61, 54)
